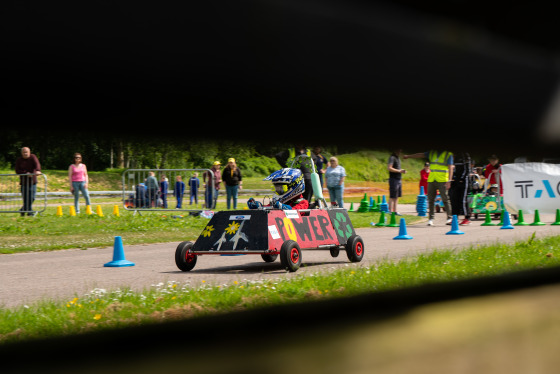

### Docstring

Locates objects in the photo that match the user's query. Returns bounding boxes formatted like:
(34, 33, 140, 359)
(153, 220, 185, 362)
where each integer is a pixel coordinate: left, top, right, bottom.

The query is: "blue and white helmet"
(264, 168, 305, 204)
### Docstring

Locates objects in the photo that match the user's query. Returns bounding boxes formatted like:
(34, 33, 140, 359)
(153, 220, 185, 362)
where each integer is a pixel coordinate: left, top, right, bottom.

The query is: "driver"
(247, 168, 309, 210)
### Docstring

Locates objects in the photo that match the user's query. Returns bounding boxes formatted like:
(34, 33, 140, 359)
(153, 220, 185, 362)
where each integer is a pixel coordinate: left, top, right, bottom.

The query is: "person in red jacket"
(248, 168, 309, 210)
(419, 162, 430, 195)
(483, 155, 503, 194)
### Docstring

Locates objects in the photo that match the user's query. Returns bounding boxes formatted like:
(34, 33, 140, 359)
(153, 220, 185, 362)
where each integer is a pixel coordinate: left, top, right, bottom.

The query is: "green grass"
(1, 233, 559, 344)
(0, 208, 209, 254)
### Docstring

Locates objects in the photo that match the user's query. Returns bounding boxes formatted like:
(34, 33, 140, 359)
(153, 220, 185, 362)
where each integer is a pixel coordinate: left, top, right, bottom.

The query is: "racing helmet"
(264, 168, 305, 204)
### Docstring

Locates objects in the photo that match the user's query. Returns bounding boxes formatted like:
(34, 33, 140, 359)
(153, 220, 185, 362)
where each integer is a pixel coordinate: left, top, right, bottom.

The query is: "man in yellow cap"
(222, 157, 243, 209)
(203, 161, 222, 209)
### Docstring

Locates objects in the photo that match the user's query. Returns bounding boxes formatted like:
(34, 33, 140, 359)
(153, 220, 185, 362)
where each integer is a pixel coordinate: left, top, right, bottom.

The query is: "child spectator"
(419, 162, 430, 194)
(160, 175, 169, 208)
(174, 175, 186, 209)
(189, 172, 200, 205)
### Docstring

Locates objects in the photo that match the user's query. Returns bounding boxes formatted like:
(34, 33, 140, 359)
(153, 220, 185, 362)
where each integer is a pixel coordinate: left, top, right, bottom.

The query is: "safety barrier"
(0, 173, 48, 215)
(122, 169, 216, 212)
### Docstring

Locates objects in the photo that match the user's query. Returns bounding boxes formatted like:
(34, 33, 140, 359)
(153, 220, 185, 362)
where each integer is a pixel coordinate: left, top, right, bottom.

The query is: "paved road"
(1, 204, 559, 308)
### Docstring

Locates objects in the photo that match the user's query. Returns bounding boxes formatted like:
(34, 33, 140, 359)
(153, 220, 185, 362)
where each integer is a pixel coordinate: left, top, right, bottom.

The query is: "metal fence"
(0, 173, 48, 215)
(122, 169, 216, 212)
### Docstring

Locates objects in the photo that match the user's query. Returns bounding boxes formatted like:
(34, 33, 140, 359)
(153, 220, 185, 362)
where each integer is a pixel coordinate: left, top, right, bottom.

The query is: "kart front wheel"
(346, 235, 364, 263)
(280, 240, 302, 272)
(175, 241, 197, 271)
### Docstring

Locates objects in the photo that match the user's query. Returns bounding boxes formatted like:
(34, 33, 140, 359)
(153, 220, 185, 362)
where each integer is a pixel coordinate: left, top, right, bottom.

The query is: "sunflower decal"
(202, 225, 215, 237)
(225, 222, 240, 235)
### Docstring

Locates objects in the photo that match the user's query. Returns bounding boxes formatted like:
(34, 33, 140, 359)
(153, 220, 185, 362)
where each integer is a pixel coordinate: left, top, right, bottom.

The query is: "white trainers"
(427, 220, 434, 226)
(446, 218, 453, 225)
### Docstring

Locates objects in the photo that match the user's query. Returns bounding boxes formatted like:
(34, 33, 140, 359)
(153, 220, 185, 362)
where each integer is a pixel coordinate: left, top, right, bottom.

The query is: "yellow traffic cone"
(96, 205, 104, 217)
(69, 206, 76, 216)
(85, 205, 93, 215)
(113, 205, 120, 217)
(56, 206, 63, 217)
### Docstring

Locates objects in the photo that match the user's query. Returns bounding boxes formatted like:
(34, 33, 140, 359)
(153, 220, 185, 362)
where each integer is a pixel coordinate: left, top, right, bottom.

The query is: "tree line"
(0, 130, 341, 173)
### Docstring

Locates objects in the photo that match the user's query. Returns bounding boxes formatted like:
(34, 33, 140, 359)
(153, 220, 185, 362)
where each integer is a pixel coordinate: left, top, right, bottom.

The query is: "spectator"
(419, 162, 430, 194)
(222, 158, 243, 210)
(449, 151, 473, 225)
(160, 175, 169, 208)
(404, 150, 454, 226)
(15, 147, 41, 216)
(68, 152, 91, 214)
(483, 155, 503, 194)
(387, 149, 406, 215)
(275, 144, 314, 202)
(189, 172, 200, 205)
(325, 156, 346, 207)
(204, 161, 222, 209)
(135, 182, 147, 208)
(174, 175, 185, 209)
(145, 171, 159, 208)
(312, 146, 328, 188)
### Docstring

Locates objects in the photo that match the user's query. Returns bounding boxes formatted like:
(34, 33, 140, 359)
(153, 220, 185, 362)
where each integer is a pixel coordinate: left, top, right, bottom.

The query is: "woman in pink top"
(68, 153, 91, 213)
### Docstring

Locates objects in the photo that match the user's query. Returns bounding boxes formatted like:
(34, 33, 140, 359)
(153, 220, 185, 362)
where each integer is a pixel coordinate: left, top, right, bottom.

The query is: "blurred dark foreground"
(3, 264, 560, 374)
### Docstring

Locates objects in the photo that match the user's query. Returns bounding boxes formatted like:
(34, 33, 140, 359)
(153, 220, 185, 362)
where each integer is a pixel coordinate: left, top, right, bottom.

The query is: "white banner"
(502, 163, 560, 214)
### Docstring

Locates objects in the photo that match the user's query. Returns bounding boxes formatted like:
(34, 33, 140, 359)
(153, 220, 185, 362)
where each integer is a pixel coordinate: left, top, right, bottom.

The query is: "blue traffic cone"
(446, 215, 464, 235)
(379, 195, 389, 213)
(104, 236, 135, 267)
(393, 218, 413, 240)
(500, 211, 514, 230)
(416, 186, 427, 217)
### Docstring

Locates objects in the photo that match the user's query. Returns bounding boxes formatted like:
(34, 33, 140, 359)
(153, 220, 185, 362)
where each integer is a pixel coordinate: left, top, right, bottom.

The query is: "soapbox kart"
(470, 175, 516, 220)
(175, 206, 364, 272)
(175, 155, 363, 272)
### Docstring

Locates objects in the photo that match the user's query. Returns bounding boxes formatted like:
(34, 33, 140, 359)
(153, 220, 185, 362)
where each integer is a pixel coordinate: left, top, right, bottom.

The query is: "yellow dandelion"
(93, 314, 102, 320)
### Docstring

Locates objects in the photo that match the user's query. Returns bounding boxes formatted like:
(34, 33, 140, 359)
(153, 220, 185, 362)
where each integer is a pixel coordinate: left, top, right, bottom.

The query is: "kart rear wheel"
(346, 235, 364, 263)
(175, 241, 197, 271)
(280, 240, 302, 272)
(261, 254, 278, 263)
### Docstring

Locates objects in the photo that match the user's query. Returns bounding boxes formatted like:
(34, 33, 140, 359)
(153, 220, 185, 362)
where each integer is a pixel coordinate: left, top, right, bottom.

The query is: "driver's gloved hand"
(247, 198, 263, 209)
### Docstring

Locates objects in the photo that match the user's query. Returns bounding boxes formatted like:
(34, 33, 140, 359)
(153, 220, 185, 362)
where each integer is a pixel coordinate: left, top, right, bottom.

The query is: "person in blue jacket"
(174, 175, 186, 209)
(160, 175, 169, 209)
(189, 172, 200, 205)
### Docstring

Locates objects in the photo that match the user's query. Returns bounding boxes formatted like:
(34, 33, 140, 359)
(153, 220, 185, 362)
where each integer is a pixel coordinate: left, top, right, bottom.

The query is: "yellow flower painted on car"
(202, 225, 215, 237)
(225, 222, 240, 235)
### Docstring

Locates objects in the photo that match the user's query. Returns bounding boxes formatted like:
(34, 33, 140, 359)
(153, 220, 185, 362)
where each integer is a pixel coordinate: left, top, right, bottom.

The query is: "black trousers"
(449, 181, 470, 218)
